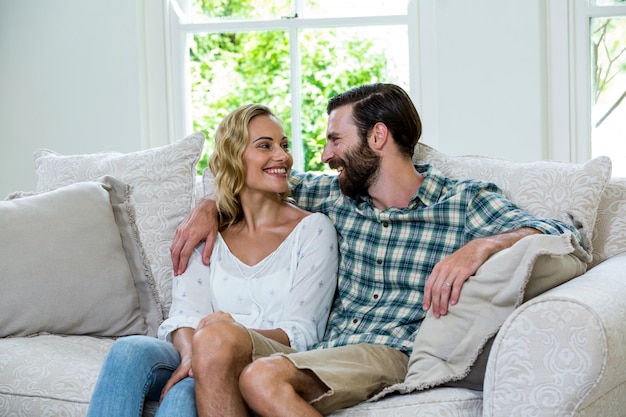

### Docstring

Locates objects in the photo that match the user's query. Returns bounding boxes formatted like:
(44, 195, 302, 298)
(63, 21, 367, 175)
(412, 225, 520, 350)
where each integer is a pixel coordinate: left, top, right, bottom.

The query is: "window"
(167, 0, 416, 172)
(549, 0, 626, 176)
(588, 4, 626, 176)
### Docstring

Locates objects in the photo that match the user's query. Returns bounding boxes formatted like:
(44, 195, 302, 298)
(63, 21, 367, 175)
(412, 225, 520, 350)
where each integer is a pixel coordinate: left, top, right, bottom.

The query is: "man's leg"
(191, 321, 256, 417)
(239, 343, 409, 417)
(87, 336, 180, 417)
(239, 356, 327, 417)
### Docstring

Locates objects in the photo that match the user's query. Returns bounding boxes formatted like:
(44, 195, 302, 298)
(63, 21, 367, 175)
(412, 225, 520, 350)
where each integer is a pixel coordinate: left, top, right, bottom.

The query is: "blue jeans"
(86, 335, 197, 417)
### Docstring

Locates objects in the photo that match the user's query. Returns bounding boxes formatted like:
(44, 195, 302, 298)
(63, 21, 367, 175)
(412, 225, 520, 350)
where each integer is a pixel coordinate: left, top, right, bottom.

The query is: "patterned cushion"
(413, 143, 612, 258)
(590, 178, 626, 266)
(328, 387, 482, 417)
(34, 133, 205, 316)
(0, 335, 114, 415)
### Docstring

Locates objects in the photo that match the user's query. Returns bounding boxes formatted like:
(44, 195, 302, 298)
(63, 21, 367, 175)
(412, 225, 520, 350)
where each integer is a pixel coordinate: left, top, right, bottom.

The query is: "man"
(170, 83, 579, 416)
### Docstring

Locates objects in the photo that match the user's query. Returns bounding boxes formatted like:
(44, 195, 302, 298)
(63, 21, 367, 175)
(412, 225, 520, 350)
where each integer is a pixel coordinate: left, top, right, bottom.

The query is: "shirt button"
(352, 319, 358, 324)
(382, 222, 389, 227)
(373, 294, 379, 300)
(376, 259, 382, 265)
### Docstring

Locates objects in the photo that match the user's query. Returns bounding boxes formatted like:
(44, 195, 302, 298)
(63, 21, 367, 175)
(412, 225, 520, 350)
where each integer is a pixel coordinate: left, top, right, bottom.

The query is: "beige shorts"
(246, 330, 409, 415)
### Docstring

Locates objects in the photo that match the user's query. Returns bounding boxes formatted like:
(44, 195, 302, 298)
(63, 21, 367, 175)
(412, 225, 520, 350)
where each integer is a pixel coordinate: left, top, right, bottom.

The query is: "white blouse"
(158, 212, 338, 352)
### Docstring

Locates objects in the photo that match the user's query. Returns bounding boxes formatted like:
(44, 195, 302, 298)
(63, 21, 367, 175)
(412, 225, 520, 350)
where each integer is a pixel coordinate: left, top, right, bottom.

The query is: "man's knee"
(239, 356, 290, 404)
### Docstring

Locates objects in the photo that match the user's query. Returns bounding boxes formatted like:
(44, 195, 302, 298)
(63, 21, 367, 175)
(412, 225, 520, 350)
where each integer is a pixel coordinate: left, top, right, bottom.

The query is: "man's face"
(322, 105, 380, 199)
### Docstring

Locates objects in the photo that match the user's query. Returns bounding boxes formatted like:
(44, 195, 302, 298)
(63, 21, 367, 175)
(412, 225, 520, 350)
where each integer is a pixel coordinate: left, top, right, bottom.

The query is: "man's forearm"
(171, 197, 219, 275)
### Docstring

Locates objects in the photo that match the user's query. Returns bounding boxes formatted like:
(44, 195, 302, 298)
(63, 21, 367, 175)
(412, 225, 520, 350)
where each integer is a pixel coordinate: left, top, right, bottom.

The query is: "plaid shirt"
(290, 164, 579, 355)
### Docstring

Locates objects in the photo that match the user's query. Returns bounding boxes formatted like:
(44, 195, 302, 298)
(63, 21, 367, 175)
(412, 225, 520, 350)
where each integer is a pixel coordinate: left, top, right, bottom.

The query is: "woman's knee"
(192, 321, 250, 359)
(106, 336, 178, 370)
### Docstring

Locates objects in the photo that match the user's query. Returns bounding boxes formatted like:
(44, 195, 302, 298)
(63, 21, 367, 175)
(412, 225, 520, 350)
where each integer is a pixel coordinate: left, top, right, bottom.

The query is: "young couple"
(88, 84, 579, 417)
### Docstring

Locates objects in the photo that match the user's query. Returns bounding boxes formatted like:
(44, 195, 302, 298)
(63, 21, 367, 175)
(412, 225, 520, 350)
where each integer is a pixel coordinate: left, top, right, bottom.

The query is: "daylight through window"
(171, 0, 413, 173)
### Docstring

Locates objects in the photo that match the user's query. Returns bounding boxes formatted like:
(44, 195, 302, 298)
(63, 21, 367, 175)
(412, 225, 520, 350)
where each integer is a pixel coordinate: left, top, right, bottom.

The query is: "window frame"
(164, 0, 422, 170)
(547, 0, 626, 164)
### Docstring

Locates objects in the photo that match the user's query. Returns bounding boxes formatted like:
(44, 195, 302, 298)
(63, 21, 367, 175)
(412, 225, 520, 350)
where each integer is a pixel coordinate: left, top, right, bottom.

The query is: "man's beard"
(331, 141, 381, 200)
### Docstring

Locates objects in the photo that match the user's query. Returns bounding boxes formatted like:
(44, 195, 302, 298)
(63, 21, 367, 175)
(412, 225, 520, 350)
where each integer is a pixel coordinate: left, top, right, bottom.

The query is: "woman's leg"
(155, 377, 197, 417)
(86, 335, 180, 417)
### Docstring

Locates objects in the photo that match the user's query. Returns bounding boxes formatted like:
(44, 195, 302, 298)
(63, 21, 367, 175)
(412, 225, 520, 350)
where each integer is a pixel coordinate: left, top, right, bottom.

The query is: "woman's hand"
(196, 310, 237, 331)
(160, 356, 192, 402)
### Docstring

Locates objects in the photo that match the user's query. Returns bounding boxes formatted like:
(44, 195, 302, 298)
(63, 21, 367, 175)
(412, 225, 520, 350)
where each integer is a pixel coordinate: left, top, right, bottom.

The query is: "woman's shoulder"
(295, 211, 336, 235)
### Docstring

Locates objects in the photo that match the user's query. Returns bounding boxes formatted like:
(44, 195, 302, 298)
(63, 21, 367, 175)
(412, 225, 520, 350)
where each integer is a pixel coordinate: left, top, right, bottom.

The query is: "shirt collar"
(354, 164, 446, 209)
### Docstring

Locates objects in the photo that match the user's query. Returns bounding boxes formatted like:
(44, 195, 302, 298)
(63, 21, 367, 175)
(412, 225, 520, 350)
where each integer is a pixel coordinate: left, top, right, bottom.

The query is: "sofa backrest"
(591, 177, 626, 267)
(412, 143, 616, 266)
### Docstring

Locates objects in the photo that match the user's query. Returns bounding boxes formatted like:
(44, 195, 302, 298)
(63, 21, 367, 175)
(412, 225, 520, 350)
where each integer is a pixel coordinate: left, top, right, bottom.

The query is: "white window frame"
(547, 0, 626, 164)
(161, 0, 424, 170)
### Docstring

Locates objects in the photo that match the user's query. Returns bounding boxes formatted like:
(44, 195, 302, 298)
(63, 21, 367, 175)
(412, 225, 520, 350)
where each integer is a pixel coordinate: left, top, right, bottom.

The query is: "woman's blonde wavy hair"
(208, 103, 291, 230)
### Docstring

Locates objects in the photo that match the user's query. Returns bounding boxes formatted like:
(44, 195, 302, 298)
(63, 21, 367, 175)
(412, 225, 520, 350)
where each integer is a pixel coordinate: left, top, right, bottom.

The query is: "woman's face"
(242, 114, 292, 195)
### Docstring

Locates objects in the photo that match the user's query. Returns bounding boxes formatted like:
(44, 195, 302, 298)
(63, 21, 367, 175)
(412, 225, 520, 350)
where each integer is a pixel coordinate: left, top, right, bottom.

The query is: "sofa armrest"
(483, 253, 626, 417)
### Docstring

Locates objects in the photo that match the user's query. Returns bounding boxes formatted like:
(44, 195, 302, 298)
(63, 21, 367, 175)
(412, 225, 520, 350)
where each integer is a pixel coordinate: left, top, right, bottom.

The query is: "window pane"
(192, 0, 292, 21)
(190, 25, 409, 172)
(591, 16, 626, 176)
(302, 0, 410, 18)
(189, 30, 292, 169)
(299, 26, 409, 171)
(592, 0, 626, 6)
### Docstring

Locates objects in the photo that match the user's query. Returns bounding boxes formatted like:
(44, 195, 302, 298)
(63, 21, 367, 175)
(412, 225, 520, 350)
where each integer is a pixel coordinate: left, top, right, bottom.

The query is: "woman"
(86, 104, 338, 417)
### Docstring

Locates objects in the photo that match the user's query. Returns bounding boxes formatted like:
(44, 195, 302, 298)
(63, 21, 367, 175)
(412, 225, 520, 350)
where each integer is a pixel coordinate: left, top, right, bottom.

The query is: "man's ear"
(370, 122, 389, 150)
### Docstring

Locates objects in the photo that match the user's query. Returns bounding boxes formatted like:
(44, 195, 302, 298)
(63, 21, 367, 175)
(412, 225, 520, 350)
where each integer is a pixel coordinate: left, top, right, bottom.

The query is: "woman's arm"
(158, 244, 215, 342)
(160, 327, 194, 400)
(273, 213, 339, 351)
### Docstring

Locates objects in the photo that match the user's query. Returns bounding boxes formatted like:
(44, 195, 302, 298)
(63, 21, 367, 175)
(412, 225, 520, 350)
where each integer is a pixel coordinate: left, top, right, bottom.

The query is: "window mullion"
(289, 26, 304, 171)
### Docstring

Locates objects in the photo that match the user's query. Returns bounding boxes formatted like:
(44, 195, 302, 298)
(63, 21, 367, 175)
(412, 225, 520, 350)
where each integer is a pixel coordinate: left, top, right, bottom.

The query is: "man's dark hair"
(326, 83, 422, 159)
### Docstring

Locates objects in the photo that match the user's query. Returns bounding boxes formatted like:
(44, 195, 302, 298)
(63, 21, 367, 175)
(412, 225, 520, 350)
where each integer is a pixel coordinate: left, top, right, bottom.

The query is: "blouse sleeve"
(157, 243, 215, 342)
(274, 213, 339, 351)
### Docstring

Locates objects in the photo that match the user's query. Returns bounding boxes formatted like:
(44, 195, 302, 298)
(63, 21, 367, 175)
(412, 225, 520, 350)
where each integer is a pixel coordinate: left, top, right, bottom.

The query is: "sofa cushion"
(0, 177, 160, 337)
(34, 133, 205, 317)
(0, 335, 114, 414)
(375, 232, 588, 398)
(413, 143, 612, 259)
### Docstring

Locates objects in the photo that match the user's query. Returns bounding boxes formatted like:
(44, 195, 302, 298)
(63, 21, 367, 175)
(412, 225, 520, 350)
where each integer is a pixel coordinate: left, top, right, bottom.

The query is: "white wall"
(0, 0, 150, 197)
(420, 0, 549, 161)
(0, 0, 555, 198)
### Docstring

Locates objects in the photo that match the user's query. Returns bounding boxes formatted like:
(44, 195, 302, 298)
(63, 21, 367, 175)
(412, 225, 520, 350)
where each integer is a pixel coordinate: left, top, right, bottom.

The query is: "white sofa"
(1, 136, 625, 417)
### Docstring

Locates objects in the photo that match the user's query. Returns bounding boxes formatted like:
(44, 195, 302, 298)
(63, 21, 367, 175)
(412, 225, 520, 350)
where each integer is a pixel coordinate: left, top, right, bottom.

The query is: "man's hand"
(423, 227, 541, 318)
(170, 197, 219, 276)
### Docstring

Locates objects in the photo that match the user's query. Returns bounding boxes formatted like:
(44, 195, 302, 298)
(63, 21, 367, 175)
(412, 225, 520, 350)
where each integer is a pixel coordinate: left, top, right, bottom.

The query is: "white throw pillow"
(0, 177, 161, 337)
(33, 133, 205, 316)
(414, 143, 612, 258)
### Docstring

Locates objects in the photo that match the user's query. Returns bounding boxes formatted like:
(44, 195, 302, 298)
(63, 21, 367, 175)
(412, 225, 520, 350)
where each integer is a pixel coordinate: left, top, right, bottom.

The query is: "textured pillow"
(590, 178, 626, 267)
(413, 143, 612, 258)
(34, 133, 205, 316)
(0, 177, 161, 337)
(373, 233, 588, 399)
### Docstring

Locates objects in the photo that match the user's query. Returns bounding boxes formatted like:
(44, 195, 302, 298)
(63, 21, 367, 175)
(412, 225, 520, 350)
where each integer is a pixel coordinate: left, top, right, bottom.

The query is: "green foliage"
(191, 0, 394, 173)
(591, 16, 626, 128)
